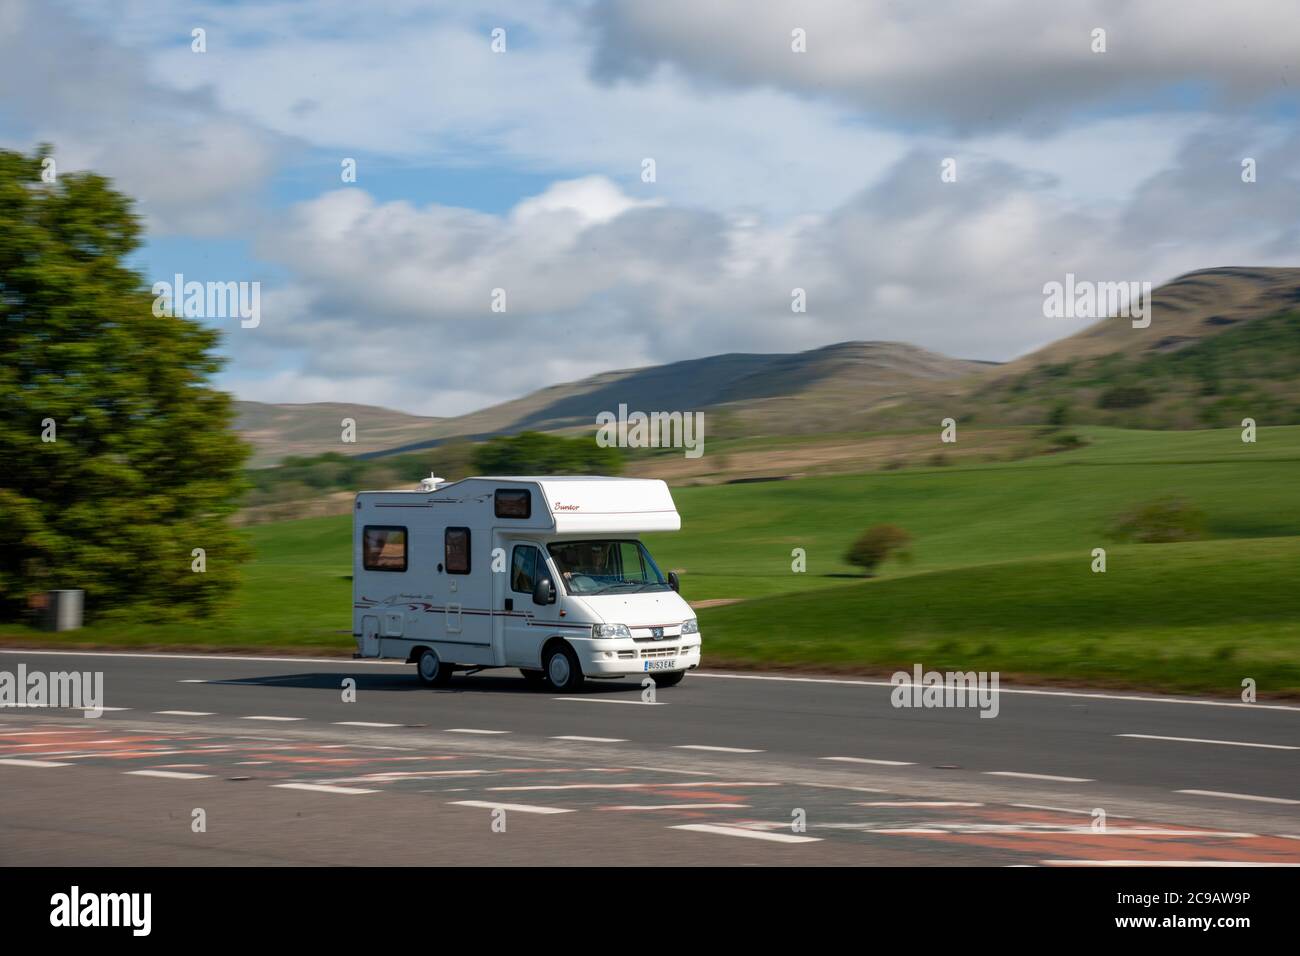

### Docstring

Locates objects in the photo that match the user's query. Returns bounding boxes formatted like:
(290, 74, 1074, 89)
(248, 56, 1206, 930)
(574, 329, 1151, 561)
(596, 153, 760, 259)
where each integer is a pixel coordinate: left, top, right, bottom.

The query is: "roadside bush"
(845, 524, 913, 576)
(1108, 498, 1207, 543)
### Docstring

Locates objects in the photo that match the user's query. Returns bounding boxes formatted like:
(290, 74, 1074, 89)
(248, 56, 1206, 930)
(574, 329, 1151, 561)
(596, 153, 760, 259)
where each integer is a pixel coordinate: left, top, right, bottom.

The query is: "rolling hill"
(235, 266, 1300, 465)
(234, 401, 444, 467)
(237, 342, 991, 465)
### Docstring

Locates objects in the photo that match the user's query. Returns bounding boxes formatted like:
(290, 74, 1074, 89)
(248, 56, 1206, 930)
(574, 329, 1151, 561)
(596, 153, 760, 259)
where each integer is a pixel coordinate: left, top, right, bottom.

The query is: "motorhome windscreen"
(547, 539, 670, 595)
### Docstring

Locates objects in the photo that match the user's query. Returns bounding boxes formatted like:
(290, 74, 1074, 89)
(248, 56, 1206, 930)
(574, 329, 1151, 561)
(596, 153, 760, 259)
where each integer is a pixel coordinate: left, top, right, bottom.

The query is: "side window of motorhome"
(362, 525, 408, 572)
(445, 527, 471, 574)
(510, 545, 540, 593)
(495, 488, 531, 519)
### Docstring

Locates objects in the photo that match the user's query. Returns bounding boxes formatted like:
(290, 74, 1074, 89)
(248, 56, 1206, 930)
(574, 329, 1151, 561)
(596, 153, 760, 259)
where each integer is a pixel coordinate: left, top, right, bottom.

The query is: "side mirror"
(532, 576, 556, 606)
(668, 571, 680, 593)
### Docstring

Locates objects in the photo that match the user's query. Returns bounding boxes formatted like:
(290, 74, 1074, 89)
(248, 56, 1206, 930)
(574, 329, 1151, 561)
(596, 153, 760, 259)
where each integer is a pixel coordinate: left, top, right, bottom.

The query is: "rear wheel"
(652, 670, 686, 688)
(415, 648, 454, 687)
(543, 643, 584, 693)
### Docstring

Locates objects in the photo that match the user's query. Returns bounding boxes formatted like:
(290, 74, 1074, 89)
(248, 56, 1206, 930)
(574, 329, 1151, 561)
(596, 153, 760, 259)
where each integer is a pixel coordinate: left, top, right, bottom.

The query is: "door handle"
(504, 598, 513, 612)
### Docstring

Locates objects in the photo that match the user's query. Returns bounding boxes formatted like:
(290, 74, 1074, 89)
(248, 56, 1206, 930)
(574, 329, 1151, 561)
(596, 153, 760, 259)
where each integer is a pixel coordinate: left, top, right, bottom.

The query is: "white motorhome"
(352, 475, 701, 692)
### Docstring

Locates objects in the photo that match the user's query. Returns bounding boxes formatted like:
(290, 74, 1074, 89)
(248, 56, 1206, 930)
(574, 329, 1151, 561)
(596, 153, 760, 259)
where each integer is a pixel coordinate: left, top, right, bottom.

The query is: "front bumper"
(575, 636, 702, 677)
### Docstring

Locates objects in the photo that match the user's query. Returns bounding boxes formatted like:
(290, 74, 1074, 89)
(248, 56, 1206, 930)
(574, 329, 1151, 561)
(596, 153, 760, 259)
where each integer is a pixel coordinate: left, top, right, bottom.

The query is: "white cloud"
(587, 0, 1300, 131)
(0, 0, 285, 236)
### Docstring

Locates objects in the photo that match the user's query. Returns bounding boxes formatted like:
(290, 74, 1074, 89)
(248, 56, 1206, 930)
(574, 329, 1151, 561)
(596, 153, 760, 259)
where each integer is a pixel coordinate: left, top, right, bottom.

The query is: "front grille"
(634, 631, 681, 642)
(641, 646, 679, 659)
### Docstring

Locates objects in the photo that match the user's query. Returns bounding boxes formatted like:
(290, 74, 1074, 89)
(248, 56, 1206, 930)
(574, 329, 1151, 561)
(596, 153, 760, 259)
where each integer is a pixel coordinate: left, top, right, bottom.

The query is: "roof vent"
(418, 474, 448, 492)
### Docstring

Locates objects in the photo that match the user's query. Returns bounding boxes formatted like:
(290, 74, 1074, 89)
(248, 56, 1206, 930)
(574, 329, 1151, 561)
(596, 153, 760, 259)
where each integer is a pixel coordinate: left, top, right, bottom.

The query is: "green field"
(5, 425, 1298, 695)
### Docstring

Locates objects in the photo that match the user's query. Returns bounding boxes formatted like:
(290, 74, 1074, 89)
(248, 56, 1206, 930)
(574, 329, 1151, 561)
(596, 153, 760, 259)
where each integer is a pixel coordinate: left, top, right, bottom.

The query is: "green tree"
(844, 524, 912, 576)
(472, 431, 623, 475)
(0, 146, 250, 620)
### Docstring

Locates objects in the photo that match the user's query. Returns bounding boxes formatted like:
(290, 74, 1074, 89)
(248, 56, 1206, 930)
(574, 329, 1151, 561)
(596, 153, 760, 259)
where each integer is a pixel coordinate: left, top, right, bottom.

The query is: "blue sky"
(3, 0, 1299, 415)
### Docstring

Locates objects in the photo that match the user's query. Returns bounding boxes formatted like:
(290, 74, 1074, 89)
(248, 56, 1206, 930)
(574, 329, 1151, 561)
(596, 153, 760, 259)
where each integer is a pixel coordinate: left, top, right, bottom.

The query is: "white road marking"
(1117, 733, 1298, 750)
(6, 737, 137, 747)
(607, 803, 750, 811)
(552, 697, 665, 706)
(624, 765, 715, 776)
(552, 735, 627, 743)
(670, 823, 821, 844)
(450, 800, 573, 814)
(126, 770, 211, 780)
(862, 824, 1256, 837)
(1176, 789, 1300, 805)
(274, 783, 378, 795)
(178, 679, 208, 683)
(444, 728, 509, 735)
(334, 721, 402, 728)
(0, 758, 70, 768)
(154, 710, 215, 717)
(97, 707, 131, 712)
(985, 771, 1093, 783)
(239, 716, 305, 722)
(338, 770, 493, 782)
(488, 781, 777, 792)
(673, 745, 763, 753)
(688, 669, 1300, 712)
(821, 756, 915, 766)
(1012, 803, 1132, 818)
(802, 783, 890, 794)
(856, 801, 983, 808)
(1044, 860, 1298, 867)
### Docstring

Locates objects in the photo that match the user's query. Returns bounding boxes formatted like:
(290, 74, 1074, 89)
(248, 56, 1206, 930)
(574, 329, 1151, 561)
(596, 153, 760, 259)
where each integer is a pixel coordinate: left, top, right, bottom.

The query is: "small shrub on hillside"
(1108, 498, 1207, 543)
(845, 524, 913, 575)
(1048, 431, 1085, 451)
(1097, 385, 1153, 409)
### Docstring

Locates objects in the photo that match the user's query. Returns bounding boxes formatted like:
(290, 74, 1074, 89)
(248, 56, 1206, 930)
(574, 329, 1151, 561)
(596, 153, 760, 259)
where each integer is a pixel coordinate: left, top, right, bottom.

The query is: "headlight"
(592, 623, 631, 639)
(681, 618, 699, 634)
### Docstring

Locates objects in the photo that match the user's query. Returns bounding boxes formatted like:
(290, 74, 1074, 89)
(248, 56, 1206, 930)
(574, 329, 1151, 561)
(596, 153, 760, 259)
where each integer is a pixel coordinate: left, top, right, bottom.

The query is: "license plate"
(644, 659, 677, 671)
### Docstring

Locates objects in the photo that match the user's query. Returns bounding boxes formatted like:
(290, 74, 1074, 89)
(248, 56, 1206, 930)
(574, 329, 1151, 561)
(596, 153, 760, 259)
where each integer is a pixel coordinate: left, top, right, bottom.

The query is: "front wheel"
(543, 644, 584, 693)
(415, 648, 454, 687)
(652, 670, 686, 687)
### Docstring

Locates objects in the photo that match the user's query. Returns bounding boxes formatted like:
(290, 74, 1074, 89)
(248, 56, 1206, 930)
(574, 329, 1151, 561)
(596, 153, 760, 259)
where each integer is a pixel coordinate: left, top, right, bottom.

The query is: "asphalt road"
(1, 648, 1297, 866)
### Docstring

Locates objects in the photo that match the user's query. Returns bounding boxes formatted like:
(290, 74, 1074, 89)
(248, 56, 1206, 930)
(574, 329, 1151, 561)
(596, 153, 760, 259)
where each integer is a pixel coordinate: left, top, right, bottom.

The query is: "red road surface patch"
(837, 805, 1300, 865)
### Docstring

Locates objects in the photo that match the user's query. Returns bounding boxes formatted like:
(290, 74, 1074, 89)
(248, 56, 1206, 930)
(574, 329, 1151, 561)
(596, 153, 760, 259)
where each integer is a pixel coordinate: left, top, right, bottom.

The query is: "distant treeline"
(245, 431, 622, 509)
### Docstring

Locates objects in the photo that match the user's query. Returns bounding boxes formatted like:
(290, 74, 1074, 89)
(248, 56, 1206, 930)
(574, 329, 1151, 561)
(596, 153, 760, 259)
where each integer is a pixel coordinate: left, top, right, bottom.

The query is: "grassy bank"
(698, 537, 1300, 695)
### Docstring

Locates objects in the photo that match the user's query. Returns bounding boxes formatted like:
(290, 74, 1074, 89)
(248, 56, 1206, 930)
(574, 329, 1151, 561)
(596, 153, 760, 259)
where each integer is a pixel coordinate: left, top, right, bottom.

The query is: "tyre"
(543, 643, 584, 693)
(415, 647, 454, 687)
(652, 670, 685, 688)
(520, 668, 547, 688)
